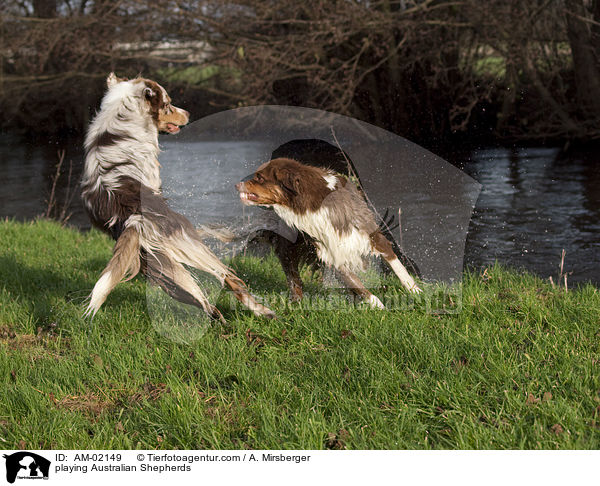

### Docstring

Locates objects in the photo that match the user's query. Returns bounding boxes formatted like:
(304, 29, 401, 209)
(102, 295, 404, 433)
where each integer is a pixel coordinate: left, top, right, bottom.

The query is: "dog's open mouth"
(165, 123, 181, 134)
(239, 192, 259, 204)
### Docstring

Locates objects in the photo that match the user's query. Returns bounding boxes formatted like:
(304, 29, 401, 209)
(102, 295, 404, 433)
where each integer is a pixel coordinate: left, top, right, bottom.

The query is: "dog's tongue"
(166, 123, 180, 134)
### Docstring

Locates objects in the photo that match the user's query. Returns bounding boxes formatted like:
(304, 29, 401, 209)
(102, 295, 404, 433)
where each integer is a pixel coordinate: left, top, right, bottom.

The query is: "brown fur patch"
(141, 79, 167, 123)
(321, 180, 378, 236)
(83, 176, 195, 240)
(136, 78, 188, 131)
(369, 230, 396, 260)
(95, 131, 129, 148)
(243, 158, 378, 235)
(102, 226, 141, 286)
(242, 158, 333, 213)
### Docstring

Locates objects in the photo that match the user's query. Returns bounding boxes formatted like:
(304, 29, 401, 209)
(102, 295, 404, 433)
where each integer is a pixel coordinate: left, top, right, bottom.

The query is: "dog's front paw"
(261, 307, 278, 320)
(250, 301, 277, 320)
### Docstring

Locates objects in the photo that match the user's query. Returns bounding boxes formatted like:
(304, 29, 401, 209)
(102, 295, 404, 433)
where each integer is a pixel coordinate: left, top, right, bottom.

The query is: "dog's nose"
(235, 182, 243, 191)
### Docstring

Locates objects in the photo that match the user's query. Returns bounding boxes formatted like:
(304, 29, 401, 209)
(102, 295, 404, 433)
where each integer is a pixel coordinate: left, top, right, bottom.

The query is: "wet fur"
(249, 140, 420, 302)
(82, 73, 274, 322)
(237, 158, 421, 307)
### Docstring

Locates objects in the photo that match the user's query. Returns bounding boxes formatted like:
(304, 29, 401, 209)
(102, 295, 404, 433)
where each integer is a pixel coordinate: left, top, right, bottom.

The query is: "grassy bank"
(0, 219, 599, 449)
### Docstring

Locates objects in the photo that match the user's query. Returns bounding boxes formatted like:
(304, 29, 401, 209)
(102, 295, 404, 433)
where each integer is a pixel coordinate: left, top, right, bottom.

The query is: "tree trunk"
(33, 0, 57, 18)
(592, 1, 600, 58)
(565, 0, 600, 116)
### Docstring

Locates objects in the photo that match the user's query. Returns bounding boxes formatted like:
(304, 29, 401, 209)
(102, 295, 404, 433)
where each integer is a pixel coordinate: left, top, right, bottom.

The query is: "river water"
(0, 134, 598, 285)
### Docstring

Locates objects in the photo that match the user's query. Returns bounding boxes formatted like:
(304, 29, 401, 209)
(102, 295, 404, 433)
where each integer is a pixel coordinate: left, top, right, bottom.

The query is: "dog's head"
(106, 72, 189, 134)
(236, 158, 335, 211)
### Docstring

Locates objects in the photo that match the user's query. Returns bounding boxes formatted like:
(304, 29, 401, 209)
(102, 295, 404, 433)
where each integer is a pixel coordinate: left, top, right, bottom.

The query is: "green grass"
(0, 219, 599, 449)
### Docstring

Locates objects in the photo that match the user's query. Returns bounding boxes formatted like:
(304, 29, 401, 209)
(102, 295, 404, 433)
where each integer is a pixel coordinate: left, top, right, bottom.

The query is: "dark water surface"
(0, 134, 598, 285)
(460, 147, 599, 285)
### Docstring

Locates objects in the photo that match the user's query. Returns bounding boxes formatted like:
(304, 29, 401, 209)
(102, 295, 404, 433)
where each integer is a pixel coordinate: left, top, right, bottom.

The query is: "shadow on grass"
(0, 255, 145, 324)
(227, 255, 289, 295)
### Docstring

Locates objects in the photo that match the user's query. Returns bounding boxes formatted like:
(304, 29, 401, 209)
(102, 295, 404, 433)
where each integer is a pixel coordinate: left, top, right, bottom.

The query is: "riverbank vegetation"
(0, 219, 598, 449)
(2, 1, 600, 146)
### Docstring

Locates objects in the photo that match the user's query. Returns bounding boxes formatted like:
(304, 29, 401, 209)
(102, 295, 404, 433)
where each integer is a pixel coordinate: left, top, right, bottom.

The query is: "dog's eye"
(255, 174, 264, 183)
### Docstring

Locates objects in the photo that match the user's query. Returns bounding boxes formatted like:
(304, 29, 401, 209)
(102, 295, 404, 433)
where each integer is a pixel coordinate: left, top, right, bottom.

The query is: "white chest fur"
(274, 205, 373, 270)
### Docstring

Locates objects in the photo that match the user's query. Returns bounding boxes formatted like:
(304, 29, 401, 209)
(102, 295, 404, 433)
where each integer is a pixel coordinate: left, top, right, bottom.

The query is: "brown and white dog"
(236, 158, 422, 308)
(81, 73, 275, 322)
(252, 139, 420, 303)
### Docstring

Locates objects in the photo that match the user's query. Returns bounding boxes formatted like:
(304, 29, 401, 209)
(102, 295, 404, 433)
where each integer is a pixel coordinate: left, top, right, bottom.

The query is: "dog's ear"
(106, 73, 118, 87)
(107, 73, 128, 87)
(143, 87, 156, 100)
(276, 168, 301, 196)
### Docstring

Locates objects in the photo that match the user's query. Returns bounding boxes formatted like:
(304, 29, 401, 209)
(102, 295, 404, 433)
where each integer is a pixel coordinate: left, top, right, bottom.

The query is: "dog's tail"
(196, 224, 236, 243)
(125, 214, 234, 284)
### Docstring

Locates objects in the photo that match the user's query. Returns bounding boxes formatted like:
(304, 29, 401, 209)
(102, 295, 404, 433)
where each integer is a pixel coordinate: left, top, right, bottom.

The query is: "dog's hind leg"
(85, 227, 141, 318)
(272, 233, 304, 302)
(370, 231, 422, 293)
(224, 276, 276, 319)
(156, 229, 276, 319)
(336, 267, 385, 309)
(144, 252, 226, 324)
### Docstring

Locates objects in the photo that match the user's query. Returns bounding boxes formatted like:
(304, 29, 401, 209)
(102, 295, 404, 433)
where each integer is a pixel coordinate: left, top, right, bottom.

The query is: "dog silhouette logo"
(3, 452, 50, 483)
